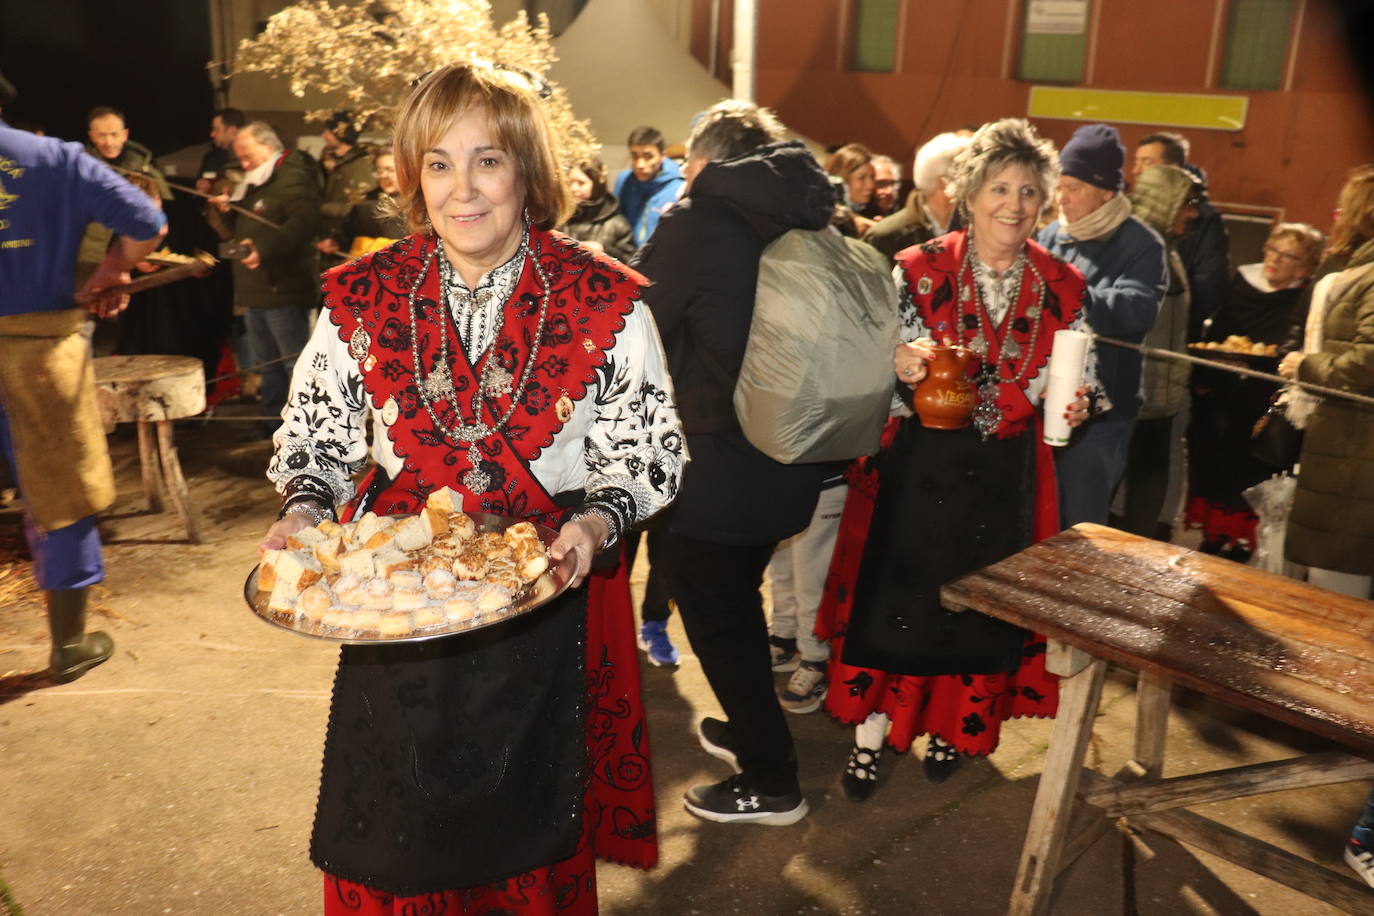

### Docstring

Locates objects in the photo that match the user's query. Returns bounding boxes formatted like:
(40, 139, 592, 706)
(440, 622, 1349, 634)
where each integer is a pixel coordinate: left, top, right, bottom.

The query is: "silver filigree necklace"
(959, 237, 1047, 439)
(407, 239, 554, 494)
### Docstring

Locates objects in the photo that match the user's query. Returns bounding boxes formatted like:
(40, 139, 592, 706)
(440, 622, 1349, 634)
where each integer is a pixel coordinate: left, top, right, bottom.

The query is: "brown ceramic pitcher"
(912, 345, 976, 430)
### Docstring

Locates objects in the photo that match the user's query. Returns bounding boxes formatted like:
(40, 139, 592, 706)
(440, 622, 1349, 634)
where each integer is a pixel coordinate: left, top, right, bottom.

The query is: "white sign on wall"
(1026, 0, 1090, 35)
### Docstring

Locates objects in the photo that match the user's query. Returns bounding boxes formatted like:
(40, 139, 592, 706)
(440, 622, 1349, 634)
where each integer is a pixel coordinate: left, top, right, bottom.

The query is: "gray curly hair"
(945, 118, 1059, 219)
(687, 100, 787, 164)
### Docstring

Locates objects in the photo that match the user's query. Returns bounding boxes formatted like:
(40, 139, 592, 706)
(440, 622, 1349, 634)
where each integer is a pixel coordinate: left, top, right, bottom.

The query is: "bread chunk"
(426, 486, 462, 515)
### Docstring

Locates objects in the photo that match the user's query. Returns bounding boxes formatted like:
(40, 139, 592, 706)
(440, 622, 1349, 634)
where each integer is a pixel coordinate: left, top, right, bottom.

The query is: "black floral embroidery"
(845, 670, 875, 699)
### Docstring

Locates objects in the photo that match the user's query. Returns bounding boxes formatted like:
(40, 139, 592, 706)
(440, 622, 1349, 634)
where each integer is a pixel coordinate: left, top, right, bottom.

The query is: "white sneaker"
(779, 660, 827, 714)
(1347, 840, 1374, 889)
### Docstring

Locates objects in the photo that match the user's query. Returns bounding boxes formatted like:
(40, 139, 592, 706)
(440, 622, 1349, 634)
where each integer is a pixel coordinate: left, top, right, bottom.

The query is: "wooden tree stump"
(93, 356, 205, 543)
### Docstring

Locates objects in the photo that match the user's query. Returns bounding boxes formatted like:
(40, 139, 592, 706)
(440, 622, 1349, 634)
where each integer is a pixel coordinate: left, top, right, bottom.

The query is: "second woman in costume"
(819, 118, 1102, 799)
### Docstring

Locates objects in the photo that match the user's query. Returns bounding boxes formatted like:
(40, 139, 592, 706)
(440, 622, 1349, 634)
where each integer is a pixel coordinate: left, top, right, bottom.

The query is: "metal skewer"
(106, 163, 282, 230)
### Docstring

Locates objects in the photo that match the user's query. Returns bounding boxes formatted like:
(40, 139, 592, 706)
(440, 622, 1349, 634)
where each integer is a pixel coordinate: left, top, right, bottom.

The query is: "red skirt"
(324, 836, 595, 915)
(323, 556, 654, 915)
(817, 455, 1059, 757)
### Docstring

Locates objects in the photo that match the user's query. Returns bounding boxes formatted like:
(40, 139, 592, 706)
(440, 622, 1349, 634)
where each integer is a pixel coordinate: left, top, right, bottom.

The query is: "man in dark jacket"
(1133, 132, 1229, 338)
(861, 131, 969, 267)
(77, 106, 171, 287)
(634, 101, 836, 825)
(210, 121, 321, 436)
(316, 110, 376, 249)
(1040, 124, 1167, 526)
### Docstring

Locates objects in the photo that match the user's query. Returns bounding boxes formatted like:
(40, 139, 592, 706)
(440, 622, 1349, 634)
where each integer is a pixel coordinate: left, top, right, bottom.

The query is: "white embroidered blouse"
(266, 246, 686, 532)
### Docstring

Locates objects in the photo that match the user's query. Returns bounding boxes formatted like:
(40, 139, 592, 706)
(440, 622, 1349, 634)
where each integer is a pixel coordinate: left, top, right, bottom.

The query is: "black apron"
(309, 588, 587, 897)
(842, 419, 1035, 677)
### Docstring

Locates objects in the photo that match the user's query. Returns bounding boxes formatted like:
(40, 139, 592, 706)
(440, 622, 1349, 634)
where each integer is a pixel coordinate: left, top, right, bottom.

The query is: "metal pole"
(732, 0, 758, 101)
(1093, 334, 1374, 409)
(708, 0, 721, 78)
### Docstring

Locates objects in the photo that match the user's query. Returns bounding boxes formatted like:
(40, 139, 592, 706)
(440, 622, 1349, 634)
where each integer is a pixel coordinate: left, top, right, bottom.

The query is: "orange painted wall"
(696, 0, 1374, 231)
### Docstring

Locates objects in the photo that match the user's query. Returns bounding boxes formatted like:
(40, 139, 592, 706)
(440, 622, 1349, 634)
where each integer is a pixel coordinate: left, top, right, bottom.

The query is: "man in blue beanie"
(1039, 123, 1168, 526)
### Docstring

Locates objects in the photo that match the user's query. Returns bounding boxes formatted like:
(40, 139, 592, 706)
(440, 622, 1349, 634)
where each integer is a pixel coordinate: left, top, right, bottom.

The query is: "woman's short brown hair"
(824, 143, 874, 181)
(392, 62, 571, 234)
(1267, 222, 1324, 277)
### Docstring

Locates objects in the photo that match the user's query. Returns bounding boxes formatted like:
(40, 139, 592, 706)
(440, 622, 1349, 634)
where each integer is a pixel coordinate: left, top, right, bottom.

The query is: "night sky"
(0, 0, 215, 155)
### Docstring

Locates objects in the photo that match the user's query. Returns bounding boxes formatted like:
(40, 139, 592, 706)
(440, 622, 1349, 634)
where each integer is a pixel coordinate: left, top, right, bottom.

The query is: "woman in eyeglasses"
(1185, 221, 1323, 561)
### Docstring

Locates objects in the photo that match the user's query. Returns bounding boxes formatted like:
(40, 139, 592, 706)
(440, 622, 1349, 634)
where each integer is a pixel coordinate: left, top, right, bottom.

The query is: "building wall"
(695, 0, 1374, 230)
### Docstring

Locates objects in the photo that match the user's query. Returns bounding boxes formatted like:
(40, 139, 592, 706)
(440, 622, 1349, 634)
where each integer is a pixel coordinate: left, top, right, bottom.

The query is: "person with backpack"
(633, 101, 841, 825)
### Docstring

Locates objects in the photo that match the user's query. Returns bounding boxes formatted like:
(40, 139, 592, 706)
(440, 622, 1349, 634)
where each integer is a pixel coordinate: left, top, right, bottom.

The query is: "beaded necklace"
(407, 235, 554, 494)
(958, 236, 1047, 438)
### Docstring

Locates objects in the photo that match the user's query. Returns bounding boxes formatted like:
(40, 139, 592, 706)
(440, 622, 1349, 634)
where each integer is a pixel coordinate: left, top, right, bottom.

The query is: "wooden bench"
(93, 355, 204, 543)
(941, 523, 1374, 915)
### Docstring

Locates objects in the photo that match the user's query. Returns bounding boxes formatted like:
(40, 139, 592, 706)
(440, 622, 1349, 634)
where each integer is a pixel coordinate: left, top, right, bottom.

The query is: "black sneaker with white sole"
(696, 717, 741, 773)
(683, 773, 808, 825)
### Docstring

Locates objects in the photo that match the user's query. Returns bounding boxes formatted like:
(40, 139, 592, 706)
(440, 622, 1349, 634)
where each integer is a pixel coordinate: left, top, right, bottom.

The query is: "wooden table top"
(941, 524, 1374, 756)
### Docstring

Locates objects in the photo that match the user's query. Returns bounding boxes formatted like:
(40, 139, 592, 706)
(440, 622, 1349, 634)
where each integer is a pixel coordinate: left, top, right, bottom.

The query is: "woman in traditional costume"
(260, 63, 684, 915)
(817, 118, 1101, 800)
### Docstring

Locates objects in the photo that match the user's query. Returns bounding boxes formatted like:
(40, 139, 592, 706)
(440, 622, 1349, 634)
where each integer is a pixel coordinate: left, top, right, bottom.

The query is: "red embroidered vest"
(325, 229, 644, 524)
(896, 230, 1087, 439)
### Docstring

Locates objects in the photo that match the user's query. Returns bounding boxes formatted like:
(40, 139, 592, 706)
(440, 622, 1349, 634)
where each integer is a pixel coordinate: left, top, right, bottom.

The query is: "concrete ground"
(0, 418, 1369, 915)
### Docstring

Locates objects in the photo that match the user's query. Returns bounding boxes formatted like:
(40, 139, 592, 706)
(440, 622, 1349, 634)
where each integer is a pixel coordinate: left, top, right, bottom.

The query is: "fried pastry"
(298, 583, 333, 622)
(333, 573, 366, 607)
(379, 610, 413, 637)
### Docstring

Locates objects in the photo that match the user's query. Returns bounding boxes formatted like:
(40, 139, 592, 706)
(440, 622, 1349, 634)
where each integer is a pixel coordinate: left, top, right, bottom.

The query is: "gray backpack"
(734, 226, 900, 464)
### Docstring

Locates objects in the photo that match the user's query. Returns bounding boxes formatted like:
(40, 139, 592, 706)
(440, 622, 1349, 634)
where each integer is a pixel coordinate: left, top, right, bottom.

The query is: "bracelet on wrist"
(571, 507, 620, 552)
(279, 497, 335, 527)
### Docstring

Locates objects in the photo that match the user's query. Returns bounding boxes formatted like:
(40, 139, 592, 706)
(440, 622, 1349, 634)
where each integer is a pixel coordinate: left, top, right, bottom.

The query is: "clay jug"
(912, 345, 976, 430)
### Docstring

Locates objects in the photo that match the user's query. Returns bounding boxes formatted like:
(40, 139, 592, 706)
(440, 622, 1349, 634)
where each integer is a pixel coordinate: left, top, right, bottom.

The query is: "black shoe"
(683, 773, 808, 825)
(841, 744, 882, 801)
(697, 717, 741, 773)
(923, 735, 963, 783)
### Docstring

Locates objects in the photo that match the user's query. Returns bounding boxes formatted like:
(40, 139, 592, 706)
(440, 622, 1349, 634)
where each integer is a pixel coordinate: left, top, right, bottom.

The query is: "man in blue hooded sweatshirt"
(614, 125, 685, 246)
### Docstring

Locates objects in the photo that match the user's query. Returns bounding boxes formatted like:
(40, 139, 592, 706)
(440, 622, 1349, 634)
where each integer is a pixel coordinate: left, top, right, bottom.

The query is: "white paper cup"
(1042, 373, 1081, 446)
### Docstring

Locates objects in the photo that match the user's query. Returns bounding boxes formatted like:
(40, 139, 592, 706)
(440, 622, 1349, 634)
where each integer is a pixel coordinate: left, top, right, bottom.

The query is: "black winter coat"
(227, 151, 322, 310)
(560, 194, 636, 264)
(634, 140, 839, 545)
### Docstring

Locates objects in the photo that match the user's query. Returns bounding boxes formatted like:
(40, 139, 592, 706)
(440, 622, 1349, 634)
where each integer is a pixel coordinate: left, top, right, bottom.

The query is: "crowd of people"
(3, 57, 1374, 912)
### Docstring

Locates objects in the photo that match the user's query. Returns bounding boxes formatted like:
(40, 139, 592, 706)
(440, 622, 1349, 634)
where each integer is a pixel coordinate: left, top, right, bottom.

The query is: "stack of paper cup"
(1042, 329, 1088, 446)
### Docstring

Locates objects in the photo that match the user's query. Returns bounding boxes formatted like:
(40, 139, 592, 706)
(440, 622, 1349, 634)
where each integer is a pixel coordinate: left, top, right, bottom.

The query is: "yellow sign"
(1028, 86, 1248, 131)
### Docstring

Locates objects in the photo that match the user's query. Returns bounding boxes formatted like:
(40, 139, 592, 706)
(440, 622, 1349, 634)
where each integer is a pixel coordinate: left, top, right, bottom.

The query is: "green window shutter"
(852, 0, 900, 73)
(1017, 1, 1089, 84)
(1219, 0, 1293, 91)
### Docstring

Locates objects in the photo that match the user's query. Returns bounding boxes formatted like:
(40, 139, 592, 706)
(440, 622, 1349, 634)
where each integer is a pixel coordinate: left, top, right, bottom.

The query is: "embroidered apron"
(840, 231, 1081, 676)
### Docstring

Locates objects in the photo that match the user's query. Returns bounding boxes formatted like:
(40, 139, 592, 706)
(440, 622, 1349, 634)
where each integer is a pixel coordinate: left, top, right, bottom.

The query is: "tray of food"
(144, 249, 209, 268)
(1188, 335, 1280, 365)
(244, 487, 572, 643)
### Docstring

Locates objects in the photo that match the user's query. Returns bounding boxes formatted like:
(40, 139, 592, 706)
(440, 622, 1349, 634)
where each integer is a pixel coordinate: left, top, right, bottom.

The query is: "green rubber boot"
(47, 587, 114, 684)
